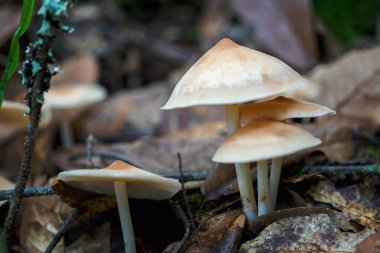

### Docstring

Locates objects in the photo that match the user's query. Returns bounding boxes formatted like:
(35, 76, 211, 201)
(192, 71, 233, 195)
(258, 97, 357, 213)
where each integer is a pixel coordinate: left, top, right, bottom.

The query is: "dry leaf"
(51, 54, 99, 85)
(75, 82, 170, 141)
(20, 195, 71, 253)
(308, 179, 380, 230)
(232, 0, 315, 70)
(355, 232, 380, 253)
(241, 212, 375, 252)
(308, 46, 380, 109)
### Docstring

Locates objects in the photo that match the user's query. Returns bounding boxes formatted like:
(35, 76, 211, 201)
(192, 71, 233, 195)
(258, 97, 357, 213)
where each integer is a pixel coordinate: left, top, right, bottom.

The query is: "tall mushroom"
(44, 83, 107, 147)
(239, 96, 335, 212)
(212, 119, 321, 215)
(161, 38, 308, 222)
(59, 160, 181, 253)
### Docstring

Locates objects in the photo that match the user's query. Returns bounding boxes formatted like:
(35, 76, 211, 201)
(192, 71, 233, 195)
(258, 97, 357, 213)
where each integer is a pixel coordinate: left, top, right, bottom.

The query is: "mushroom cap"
(58, 160, 181, 200)
(212, 119, 321, 163)
(0, 100, 52, 128)
(162, 38, 308, 109)
(44, 83, 107, 109)
(240, 96, 336, 123)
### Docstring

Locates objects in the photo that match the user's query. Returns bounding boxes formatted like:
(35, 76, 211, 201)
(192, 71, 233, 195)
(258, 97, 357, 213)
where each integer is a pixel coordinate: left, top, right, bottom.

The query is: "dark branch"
(0, 186, 54, 201)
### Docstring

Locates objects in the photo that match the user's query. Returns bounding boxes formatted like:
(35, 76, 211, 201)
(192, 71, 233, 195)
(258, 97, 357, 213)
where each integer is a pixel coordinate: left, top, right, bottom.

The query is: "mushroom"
(240, 96, 336, 124)
(161, 38, 308, 222)
(0, 100, 53, 180)
(212, 119, 321, 215)
(58, 160, 181, 253)
(0, 176, 15, 207)
(239, 96, 335, 212)
(44, 83, 107, 147)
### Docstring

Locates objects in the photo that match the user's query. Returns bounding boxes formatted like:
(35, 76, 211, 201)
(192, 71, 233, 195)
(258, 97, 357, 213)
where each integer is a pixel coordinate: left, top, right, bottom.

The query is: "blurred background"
(1, 1, 380, 252)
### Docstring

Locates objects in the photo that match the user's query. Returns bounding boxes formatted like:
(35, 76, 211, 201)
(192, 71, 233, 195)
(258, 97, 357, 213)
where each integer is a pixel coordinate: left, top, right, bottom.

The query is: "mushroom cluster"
(161, 38, 334, 221)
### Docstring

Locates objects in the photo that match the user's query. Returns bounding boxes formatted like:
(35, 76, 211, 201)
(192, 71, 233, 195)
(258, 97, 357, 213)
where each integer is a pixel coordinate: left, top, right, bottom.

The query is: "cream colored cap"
(162, 38, 308, 109)
(212, 119, 321, 163)
(1, 100, 52, 128)
(0, 175, 14, 207)
(58, 160, 181, 200)
(240, 96, 335, 123)
(44, 84, 107, 109)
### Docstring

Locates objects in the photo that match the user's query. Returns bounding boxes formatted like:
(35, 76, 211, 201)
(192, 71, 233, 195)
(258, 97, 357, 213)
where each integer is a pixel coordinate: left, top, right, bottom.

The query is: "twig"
(219, 214, 245, 253)
(44, 208, 78, 253)
(0, 186, 54, 201)
(165, 200, 192, 253)
(85, 134, 96, 168)
(295, 164, 380, 177)
(177, 153, 200, 245)
(71, 151, 142, 169)
(2, 1, 71, 245)
(246, 207, 334, 238)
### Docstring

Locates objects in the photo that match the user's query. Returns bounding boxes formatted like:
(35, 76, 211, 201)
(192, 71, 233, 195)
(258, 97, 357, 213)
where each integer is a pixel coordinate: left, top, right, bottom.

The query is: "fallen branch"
(2, 0, 71, 245)
(0, 186, 54, 201)
(44, 208, 78, 253)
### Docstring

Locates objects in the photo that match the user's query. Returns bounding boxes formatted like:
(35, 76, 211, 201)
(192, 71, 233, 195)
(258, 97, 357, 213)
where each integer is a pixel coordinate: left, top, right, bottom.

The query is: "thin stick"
(166, 200, 192, 253)
(2, 39, 53, 244)
(177, 153, 200, 245)
(85, 134, 96, 168)
(2, 1, 71, 245)
(44, 208, 78, 253)
(0, 186, 54, 201)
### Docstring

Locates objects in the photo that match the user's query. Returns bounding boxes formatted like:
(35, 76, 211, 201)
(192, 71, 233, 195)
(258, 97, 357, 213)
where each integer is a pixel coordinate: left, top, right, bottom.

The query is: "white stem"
(60, 110, 74, 148)
(269, 157, 282, 213)
(114, 181, 136, 253)
(224, 104, 257, 223)
(257, 160, 269, 216)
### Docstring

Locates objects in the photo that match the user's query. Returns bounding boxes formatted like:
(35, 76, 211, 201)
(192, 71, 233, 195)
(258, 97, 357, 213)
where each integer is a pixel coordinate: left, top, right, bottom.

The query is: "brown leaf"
(340, 72, 380, 126)
(51, 54, 99, 85)
(20, 195, 71, 253)
(241, 211, 375, 252)
(232, 0, 315, 70)
(355, 231, 380, 253)
(309, 46, 380, 110)
(75, 82, 170, 141)
(308, 179, 380, 230)
(184, 210, 242, 252)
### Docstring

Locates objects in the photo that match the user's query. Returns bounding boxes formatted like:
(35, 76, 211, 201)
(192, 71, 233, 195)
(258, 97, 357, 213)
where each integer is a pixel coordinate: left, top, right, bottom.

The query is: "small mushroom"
(44, 83, 107, 147)
(58, 160, 181, 253)
(240, 96, 336, 124)
(212, 119, 321, 215)
(239, 96, 335, 212)
(161, 38, 308, 223)
(0, 100, 53, 179)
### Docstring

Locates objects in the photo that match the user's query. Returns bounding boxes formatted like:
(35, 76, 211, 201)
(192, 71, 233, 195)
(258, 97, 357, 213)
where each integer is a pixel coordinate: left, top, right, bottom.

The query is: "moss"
(314, 0, 380, 45)
(186, 192, 204, 211)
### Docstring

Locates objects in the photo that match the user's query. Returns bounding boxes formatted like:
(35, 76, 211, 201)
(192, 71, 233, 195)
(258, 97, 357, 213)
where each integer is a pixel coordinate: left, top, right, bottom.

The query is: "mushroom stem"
(60, 110, 74, 148)
(224, 104, 257, 223)
(114, 181, 136, 253)
(269, 157, 282, 213)
(257, 160, 269, 216)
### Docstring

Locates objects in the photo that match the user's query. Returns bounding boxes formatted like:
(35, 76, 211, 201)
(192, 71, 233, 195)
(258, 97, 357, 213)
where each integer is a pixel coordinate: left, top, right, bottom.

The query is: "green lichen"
(37, 0, 72, 36)
(36, 96, 44, 104)
(38, 0, 69, 17)
(31, 61, 41, 75)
